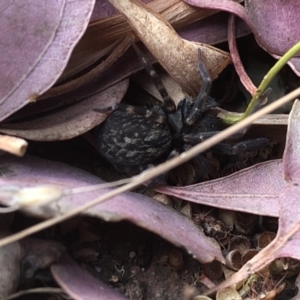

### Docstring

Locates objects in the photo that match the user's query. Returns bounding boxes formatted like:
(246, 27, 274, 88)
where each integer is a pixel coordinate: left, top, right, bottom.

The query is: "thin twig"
(0, 87, 299, 249)
(0, 134, 27, 156)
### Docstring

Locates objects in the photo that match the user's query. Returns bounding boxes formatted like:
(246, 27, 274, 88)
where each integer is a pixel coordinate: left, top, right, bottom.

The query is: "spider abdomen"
(95, 110, 172, 169)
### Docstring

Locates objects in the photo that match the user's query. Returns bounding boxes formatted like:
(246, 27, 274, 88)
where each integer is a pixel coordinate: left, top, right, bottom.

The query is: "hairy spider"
(94, 45, 268, 181)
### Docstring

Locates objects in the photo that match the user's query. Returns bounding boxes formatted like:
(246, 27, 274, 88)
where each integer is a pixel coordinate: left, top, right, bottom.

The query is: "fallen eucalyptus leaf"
(40, 34, 133, 100)
(64, 0, 222, 84)
(108, 0, 231, 97)
(51, 253, 126, 300)
(0, 0, 95, 122)
(178, 11, 250, 46)
(0, 80, 129, 141)
(0, 155, 224, 264)
(156, 160, 285, 217)
(196, 100, 300, 295)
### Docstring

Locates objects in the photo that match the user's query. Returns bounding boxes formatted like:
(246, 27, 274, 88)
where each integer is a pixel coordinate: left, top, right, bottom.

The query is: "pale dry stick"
(0, 88, 300, 249)
(70, 178, 132, 194)
(0, 134, 27, 156)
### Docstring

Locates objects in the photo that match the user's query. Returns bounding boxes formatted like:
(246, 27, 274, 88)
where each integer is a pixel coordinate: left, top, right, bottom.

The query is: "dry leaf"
(109, 0, 230, 96)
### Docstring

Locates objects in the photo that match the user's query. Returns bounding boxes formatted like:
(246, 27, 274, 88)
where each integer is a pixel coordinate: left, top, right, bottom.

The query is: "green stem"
(223, 41, 300, 124)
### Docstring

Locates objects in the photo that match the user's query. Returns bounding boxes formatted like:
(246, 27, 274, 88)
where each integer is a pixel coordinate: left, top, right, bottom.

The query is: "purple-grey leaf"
(201, 100, 300, 295)
(0, 0, 95, 122)
(245, 0, 299, 56)
(90, 0, 151, 21)
(0, 80, 128, 141)
(51, 253, 126, 300)
(184, 0, 300, 75)
(0, 154, 224, 264)
(156, 160, 285, 217)
(283, 99, 300, 182)
(178, 12, 251, 45)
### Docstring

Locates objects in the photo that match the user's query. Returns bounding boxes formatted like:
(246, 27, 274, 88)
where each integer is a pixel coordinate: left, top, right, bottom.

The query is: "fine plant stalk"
(224, 41, 300, 124)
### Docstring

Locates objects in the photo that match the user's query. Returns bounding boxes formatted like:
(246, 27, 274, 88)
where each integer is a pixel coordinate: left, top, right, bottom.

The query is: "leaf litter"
(1, 0, 300, 299)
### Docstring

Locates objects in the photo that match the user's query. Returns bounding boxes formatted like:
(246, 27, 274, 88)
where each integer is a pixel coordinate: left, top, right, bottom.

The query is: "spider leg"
(230, 138, 269, 155)
(183, 131, 221, 145)
(147, 149, 180, 186)
(183, 143, 211, 178)
(218, 138, 270, 172)
(211, 138, 269, 156)
(193, 155, 211, 178)
(132, 43, 176, 113)
(115, 148, 180, 186)
(186, 49, 212, 126)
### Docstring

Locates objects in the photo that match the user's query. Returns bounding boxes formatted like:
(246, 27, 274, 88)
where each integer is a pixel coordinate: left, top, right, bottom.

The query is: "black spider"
(94, 45, 268, 180)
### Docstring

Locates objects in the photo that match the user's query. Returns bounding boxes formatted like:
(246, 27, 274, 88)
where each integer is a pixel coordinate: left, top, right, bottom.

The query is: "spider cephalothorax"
(94, 45, 268, 178)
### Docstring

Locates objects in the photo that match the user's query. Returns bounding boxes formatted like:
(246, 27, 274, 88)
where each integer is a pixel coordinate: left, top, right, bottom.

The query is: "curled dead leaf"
(202, 260, 223, 280)
(241, 249, 259, 265)
(108, 0, 231, 97)
(256, 231, 276, 250)
(225, 250, 242, 271)
(228, 235, 251, 255)
(0, 80, 129, 141)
